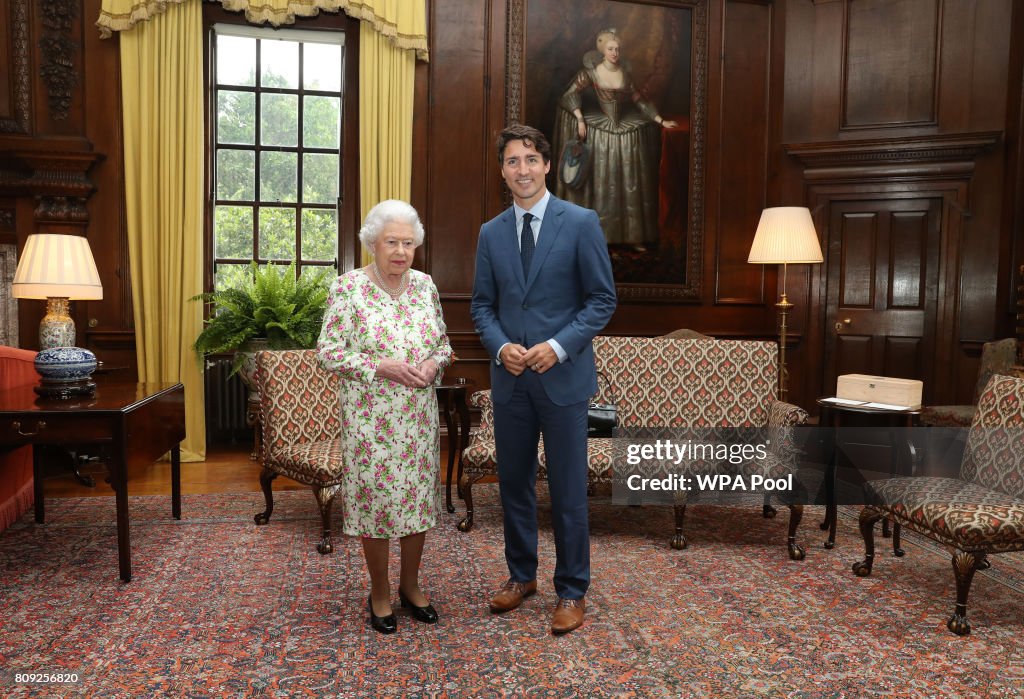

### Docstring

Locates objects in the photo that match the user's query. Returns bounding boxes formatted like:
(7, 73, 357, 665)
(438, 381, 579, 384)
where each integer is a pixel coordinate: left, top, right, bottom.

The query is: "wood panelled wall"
(1, 0, 1023, 412)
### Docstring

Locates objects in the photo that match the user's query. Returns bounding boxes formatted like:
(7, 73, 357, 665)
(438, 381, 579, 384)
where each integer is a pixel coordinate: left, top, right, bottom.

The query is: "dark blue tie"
(520, 212, 535, 276)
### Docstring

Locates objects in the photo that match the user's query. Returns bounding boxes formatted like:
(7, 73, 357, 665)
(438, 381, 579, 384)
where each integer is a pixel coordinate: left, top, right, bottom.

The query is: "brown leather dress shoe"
(550, 597, 585, 634)
(489, 579, 537, 613)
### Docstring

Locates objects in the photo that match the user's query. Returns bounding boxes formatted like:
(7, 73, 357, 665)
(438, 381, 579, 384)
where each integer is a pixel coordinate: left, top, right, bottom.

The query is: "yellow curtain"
(120, 0, 206, 462)
(103, 0, 424, 458)
(358, 18, 416, 263)
(97, 0, 429, 60)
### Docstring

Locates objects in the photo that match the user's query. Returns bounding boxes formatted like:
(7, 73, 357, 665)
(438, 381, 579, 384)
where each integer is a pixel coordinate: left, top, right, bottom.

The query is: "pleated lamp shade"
(747, 207, 823, 264)
(12, 233, 103, 301)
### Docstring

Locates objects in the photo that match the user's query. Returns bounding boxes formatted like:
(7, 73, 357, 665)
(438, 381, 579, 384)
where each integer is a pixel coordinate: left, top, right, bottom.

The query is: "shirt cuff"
(496, 342, 510, 365)
(548, 339, 568, 363)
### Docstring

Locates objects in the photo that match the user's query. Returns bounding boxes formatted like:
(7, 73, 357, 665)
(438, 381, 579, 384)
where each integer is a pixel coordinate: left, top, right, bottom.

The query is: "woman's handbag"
(587, 371, 618, 438)
(559, 138, 592, 190)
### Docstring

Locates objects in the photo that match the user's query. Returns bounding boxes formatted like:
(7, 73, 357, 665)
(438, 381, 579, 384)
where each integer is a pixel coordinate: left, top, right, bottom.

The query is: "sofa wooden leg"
(786, 504, 805, 560)
(763, 493, 777, 519)
(671, 502, 687, 549)
(948, 550, 983, 636)
(852, 506, 885, 576)
(892, 521, 904, 557)
(457, 474, 475, 532)
(254, 467, 278, 525)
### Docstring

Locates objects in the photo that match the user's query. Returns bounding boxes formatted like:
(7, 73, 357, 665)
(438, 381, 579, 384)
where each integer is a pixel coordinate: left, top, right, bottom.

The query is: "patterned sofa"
(854, 374, 1024, 635)
(459, 336, 810, 559)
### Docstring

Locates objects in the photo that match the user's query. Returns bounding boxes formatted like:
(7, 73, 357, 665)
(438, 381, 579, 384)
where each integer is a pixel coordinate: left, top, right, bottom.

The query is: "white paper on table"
(820, 397, 867, 406)
(861, 401, 914, 410)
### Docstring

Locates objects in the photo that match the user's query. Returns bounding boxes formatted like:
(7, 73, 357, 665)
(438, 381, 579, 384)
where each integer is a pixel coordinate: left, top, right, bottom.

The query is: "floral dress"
(317, 268, 452, 538)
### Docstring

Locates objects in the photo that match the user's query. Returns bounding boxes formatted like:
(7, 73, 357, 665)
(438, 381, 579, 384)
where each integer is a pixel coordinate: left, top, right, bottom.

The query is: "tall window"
(211, 24, 345, 290)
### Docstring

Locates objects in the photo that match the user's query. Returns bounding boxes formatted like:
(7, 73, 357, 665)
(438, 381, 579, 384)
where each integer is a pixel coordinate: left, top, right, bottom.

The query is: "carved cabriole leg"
(254, 467, 278, 525)
(852, 506, 886, 576)
(763, 493, 777, 519)
(671, 500, 687, 550)
(948, 550, 984, 636)
(457, 473, 475, 532)
(786, 504, 805, 560)
(314, 484, 341, 555)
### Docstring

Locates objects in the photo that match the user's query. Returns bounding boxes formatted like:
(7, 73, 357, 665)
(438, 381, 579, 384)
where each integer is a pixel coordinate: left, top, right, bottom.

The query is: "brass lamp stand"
(747, 207, 824, 402)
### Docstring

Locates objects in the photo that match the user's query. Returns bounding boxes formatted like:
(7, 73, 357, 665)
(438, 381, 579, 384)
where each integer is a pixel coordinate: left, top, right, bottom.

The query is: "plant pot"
(237, 339, 271, 392)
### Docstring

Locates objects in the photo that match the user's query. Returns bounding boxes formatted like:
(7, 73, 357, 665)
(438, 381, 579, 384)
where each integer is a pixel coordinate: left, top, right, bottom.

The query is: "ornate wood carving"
(0, 150, 104, 226)
(39, 0, 79, 122)
(0, 208, 14, 232)
(0, 0, 32, 134)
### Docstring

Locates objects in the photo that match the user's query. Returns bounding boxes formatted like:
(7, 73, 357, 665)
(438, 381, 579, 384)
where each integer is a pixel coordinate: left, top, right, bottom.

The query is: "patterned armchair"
(253, 350, 344, 554)
(459, 336, 810, 559)
(919, 338, 1017, 427)
(853, 374, 1024, 635)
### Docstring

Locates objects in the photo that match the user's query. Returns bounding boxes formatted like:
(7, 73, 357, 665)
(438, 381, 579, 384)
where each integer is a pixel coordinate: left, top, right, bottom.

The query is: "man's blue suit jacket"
(471, 194, 617, 407)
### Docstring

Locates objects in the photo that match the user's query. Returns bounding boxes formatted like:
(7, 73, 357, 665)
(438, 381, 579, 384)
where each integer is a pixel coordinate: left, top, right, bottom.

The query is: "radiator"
(204, 357, 252, 444)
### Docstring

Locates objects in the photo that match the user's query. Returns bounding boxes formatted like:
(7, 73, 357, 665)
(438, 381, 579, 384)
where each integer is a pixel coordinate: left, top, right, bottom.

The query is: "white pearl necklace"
(372, 261, 408, 298)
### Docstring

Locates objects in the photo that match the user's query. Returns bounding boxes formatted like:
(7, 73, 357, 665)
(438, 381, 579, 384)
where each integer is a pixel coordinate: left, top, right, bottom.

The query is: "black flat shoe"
(368, 595, 397, 634)
(399, 589, 439, 624)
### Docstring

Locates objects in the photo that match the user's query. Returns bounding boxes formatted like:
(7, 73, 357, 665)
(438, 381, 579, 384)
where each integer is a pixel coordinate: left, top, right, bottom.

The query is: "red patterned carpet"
(0, 489, 1022, 698)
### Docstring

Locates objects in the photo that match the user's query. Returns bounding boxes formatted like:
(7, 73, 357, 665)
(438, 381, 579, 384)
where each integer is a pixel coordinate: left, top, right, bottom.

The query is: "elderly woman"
(554, 28, 678, 248)
(318, 199, 452, 634)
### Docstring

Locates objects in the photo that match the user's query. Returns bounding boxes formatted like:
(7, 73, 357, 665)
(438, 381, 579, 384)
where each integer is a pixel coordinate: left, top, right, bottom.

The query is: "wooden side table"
(816, 398, 920, 549)
(436, 380, 472, 513)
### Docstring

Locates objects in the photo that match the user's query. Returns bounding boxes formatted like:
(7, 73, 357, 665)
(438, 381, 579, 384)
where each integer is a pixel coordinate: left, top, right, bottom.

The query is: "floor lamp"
(747, 207, 823, 403)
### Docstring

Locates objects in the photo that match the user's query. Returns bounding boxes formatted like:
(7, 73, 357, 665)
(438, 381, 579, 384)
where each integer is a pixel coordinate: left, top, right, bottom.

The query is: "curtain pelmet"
(98, 0, 428, 61)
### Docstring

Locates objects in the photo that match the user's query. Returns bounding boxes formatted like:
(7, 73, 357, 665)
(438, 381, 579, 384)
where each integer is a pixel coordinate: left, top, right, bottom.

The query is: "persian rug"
(0, 488, 1022, 698)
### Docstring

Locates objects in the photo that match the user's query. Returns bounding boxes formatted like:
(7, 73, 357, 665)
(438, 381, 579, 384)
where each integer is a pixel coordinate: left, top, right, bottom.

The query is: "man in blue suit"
(471, 124, 617, 634)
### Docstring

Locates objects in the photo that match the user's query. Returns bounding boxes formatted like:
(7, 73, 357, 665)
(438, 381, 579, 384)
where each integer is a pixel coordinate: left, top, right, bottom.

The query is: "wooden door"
(823, 197, 941, 402)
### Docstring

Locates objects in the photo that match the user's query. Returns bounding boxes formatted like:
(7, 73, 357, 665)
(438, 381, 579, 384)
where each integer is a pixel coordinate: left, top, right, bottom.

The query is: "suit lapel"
(524, 196, 564, 293)
(498, 208, 527, 290)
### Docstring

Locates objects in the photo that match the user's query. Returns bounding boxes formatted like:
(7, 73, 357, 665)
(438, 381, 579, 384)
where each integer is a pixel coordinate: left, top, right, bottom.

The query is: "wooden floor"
(42, 443, 458, 499)
(44, 444, 305, 499)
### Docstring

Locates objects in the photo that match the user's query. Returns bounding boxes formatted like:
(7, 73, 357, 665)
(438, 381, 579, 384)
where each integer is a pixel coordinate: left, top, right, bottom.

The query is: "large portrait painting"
(506, 0, 707, 300)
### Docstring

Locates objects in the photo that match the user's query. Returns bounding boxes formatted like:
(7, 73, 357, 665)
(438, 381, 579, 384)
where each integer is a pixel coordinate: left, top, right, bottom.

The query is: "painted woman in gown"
(554, 29, 677, 248)
(318, 199, 452, 634)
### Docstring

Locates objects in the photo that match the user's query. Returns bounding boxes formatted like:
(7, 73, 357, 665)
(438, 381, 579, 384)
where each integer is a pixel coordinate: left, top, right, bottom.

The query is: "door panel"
(824, 197, 941, 402)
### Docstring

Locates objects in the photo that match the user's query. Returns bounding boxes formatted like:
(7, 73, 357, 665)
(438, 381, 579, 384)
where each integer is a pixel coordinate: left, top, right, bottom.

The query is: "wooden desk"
(816, 398, 919, 549)
(0, 381, 186, 582)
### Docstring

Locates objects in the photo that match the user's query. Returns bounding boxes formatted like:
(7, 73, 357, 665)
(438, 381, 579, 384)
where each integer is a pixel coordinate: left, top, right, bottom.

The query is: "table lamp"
(747, 207, 823, 402)
(12, 233, 103, 349)
(12, 233, 103, 398)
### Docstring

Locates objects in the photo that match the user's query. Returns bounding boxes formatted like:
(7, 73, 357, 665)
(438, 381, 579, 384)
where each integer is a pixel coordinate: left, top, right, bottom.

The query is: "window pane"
(302, 209, 337, 261)
(217, 90, 255, 145)
(261, 40, 299, 89)
(216, 149, 255, 200)
(217, 36, 255, 87)
(215, 206, 254, 259)
(300, 264, 336, 284)
(303, 96, 340, 148)
(215, 263, 251, 293)
(304, 43, 342, 91)
(259, 207, 296, 260)
(302, 153, 338, 204)
(260, 94, 298, 146)
(260, 152, 297, 202)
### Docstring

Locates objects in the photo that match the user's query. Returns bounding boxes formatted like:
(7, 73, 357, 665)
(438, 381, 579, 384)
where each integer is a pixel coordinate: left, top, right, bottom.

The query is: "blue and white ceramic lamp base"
(34, 346, 97, 398)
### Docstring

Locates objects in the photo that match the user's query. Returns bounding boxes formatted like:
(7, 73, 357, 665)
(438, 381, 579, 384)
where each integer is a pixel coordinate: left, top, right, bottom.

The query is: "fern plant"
(191, 261, 332, 374)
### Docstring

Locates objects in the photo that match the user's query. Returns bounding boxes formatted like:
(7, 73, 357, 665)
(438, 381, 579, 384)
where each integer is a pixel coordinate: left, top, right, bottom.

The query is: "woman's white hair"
(358, 199, 425, 247)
